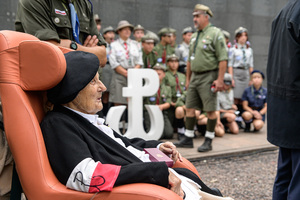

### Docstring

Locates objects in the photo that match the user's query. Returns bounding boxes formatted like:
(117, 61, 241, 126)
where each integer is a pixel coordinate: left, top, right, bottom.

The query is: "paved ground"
(165, 124, 277, 160)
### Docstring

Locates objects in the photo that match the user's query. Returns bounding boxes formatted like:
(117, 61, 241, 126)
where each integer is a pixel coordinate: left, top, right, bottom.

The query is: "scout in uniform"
(241, 70, 267, 132)
(169, 28, 177, 50)
(143, 63, 173, 139)
(175, 4, 228, 152)
(141, 33, 159, 68)
(164, 54, 187, 139)
(15, 0, 107, 67)
(228, 27, 254, 129)
(99, 26, 115, 117)
(133, 24, 145, 56)
(94, 14, 101, 32)
(175, 27, 194, 73)
(153, 27, 175, 65)
(109, 20, 143, 106)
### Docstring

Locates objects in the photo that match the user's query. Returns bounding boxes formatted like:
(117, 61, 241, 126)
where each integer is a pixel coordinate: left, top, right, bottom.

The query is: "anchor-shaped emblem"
(106, 69, 164, 140)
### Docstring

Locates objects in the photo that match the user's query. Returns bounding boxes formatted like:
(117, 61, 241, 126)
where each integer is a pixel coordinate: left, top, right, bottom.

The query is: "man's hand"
(159, 142, 183, 163)
(83, 35, 99, 47)
(212, 78, 224, 92)
(168, 169, 184, 198)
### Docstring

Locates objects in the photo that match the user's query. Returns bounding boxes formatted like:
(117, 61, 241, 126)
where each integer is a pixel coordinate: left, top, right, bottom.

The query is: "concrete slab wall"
(0, 0, 288, 82)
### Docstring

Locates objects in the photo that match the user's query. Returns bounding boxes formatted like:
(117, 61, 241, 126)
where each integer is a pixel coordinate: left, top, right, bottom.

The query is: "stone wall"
(1, 0, 288, 81)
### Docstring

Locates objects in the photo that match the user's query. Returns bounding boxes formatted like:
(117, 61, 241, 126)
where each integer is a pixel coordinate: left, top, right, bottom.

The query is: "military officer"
(175, 27, 194, 73)
(143, 63, 173, 139)
(141, 33, 159, 68)
(15, 0, 107, 67)
(175, 4, 228, 152)
(109, 20, 143, 106)
(164, 54, 187, 139)
(153, 27, 175, 65)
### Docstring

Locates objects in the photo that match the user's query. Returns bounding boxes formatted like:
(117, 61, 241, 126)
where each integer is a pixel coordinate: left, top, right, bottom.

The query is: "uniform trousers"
(273, 147, 300, 200)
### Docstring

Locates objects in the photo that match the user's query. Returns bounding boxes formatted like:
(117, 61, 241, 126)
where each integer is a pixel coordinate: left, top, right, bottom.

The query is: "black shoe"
(237, 121, 245, 129)
(211, 188, 223, 197)
(197, 137, 212, 152)
(174, 136, 194, 148)
(177, 133, 184, 141)
(244, 123, 251, 132)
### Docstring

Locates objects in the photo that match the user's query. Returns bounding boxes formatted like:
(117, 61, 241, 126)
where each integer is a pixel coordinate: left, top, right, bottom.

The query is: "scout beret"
(102, 26, 115, 34)
(167, 54, 179, 62)
(116, 20, 134, 32)
(134, 24, 145, 32)
(47, 51, 100, 104)
(251, 70, 265, 79)
(153, 63, 166, 71)
(235, 27, 248, 37)
(158, 27, 172, 37)
(182, 27, 194, 35)
(193, 4, 213, 17)
(222, 30, 230, 39)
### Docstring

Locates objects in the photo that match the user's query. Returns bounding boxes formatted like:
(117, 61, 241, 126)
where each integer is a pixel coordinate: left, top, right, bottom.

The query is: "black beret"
(251, 69, 265, 79)
(47, 51, 99, 104)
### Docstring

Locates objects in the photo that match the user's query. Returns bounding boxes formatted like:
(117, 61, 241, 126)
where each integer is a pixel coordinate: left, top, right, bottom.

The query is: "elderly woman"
(41, 51, 233, 200)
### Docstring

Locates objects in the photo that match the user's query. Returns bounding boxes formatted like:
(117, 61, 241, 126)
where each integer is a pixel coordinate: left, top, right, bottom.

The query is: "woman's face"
(237, 32, 248, 45)
(67, 73, 107, 114)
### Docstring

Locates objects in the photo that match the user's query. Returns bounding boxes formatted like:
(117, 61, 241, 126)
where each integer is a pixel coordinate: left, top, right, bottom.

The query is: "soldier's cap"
(182, 27, 194, 35)
(223, 73, 232, 85)
(222, 30, 230, 39)
(134, 24, 145, 32)
(141, 33, 156, 43)
(153, 63, 166, 71)
(94, 14, 101, 22)
(251, 70, 265, 79)
(235, 27, 248, 36)
(143, 31, 159, 43)
(102, 26, 115, 34)
(116, 20, 134, 33)
(193, 4, 213, 17)
(158, 27, 172, 37)
(167, 54, 179, 62)
(170, 28, 177, 35)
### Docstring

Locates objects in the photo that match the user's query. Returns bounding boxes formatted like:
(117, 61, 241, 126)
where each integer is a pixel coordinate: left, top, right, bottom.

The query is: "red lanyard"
(156, 88, 161, 105)
(124, 42, 129, 59)
(174, 74, 182, 93)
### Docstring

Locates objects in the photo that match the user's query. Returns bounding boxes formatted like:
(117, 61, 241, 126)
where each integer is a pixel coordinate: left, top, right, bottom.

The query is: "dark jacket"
(267, 0, 300, 149)
(40, 105, 169, 188)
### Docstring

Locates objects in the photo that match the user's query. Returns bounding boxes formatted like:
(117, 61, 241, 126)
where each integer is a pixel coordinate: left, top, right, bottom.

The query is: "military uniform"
(143, 83, 173, 139)
(153, 43, 175, 64)
(164, 70, 186, 107)
(15, 0, 106, 46)
(186, 23, 228, 112)
(142, 49, 158, 68)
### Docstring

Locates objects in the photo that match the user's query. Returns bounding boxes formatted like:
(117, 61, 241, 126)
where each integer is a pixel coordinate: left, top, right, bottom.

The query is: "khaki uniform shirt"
(228, 44, 254, 69)
(15, 0, 106, 46)
(175, 42, 190, 66)
(153, 43, 175, 64)
(143, 83, 171, 105)
(164, 70, 186, 107)
(109, 38, 143, 69)
(188, 23, 227, 73)
(142, 49, 158, 68)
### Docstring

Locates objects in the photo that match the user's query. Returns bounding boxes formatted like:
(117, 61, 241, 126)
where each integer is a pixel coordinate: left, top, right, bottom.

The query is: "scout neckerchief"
(124, 42, 129, 59)
(162, 47, 166, 64)
(68, 0, 81, 44)
(190, 30, 201, 60)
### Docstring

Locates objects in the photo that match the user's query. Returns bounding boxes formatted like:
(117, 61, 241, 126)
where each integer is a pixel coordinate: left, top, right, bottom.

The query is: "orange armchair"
(0, 30, 200, 200)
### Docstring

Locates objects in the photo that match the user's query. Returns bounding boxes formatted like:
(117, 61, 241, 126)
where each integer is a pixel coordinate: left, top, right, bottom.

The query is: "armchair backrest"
(0, 31, 185, 200)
